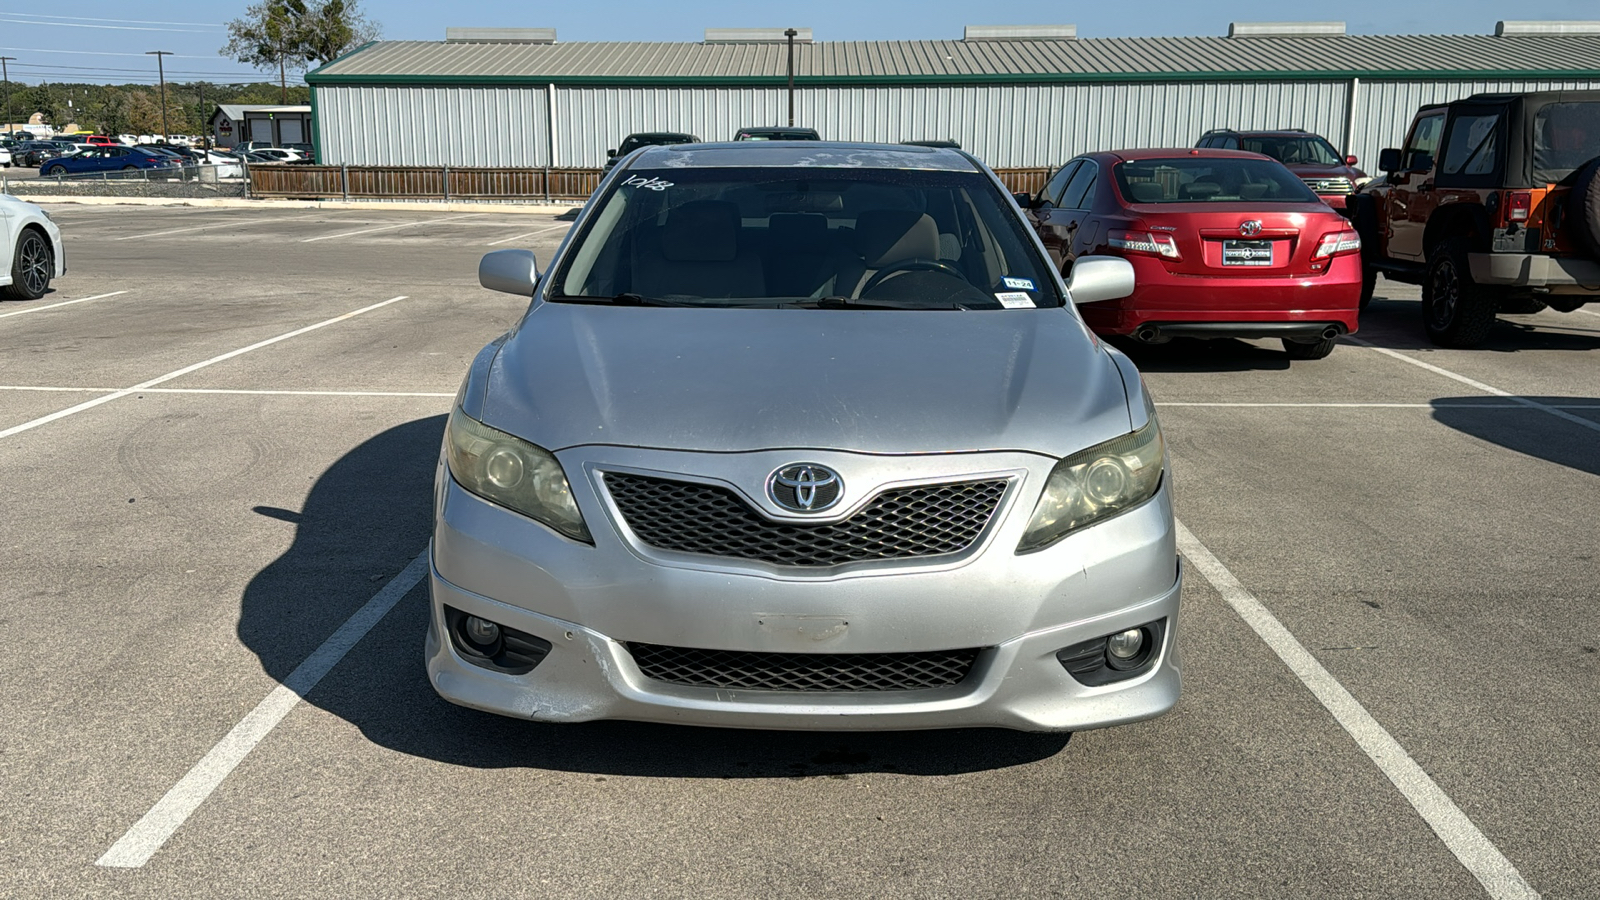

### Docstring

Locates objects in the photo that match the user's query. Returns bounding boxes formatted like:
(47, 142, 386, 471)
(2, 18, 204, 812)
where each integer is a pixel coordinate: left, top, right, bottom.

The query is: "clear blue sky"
(1, 0, 1595, 85)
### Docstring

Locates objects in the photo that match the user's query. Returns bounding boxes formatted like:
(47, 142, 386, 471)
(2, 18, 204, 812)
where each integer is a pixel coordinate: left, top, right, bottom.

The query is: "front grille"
(626, 643, 980, 691)
(603, 473, 1007, 567)
(1302, 177, 1354, 195)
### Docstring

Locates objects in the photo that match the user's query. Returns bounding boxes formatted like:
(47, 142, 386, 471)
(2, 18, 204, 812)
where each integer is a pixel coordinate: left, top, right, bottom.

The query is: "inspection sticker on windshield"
(995, 292, 1036, 309)
(1001, 277, 1035, 290)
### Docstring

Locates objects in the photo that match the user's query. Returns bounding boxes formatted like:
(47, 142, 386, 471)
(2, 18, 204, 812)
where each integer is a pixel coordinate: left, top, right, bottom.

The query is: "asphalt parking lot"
(2, 202, 1596, 898)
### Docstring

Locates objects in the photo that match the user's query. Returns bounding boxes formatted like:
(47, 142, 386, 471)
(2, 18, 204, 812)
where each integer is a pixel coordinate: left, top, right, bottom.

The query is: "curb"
(12, 194, 583, 215)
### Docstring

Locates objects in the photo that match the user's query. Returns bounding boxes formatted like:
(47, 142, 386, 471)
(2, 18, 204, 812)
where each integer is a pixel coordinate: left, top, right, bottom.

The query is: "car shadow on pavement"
(238, 416, 1072, 778)
(1350, 301, 1600, 353)
(1431, 397, 1600, 478)
(1107, 336, 1291, 372)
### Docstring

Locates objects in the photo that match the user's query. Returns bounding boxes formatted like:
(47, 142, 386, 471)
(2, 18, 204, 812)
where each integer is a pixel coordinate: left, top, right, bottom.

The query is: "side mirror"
(1344, 154, 1358, 166)
(1013, 192, 1034, 208)
(1066, 256, 1135, 305)
(606, 148, 617, 158)
(1378, 148, 1402, 173)
(479, 249, 539, 296)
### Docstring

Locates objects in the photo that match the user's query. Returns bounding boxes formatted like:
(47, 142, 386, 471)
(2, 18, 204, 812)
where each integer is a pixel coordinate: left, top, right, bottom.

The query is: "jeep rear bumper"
(1469, 253, 1600, 293)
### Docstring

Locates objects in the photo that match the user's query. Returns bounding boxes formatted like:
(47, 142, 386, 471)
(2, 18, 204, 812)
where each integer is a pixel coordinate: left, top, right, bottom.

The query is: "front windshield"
(550, 166, 1063, 309)
(1240, 135, 1342, 166)
(1114, 158, 1321, 203)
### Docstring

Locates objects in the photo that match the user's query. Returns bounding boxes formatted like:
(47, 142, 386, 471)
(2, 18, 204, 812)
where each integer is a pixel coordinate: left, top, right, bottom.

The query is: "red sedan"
(1019, 148, 1362, 359)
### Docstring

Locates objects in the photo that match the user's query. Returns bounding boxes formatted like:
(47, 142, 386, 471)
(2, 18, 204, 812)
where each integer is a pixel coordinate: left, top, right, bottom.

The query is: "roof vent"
(1496, 20, 1600, 36)
(963, 25, 1076, 41)
(445, 27, 555, 43)
(704, 28, 812, 43)
(1227, 21, 1347, 38)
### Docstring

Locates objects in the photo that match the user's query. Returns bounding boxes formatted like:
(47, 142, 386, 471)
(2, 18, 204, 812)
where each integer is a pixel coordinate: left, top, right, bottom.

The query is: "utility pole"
(0, 57, 14, 136)
(784, 29, 797, 126)
(147, 51, 173, 142)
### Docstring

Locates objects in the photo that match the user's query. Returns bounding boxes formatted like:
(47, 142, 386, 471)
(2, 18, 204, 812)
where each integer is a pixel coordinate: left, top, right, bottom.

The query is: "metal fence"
(246, 164, 1051, 202)
(2, 164, 247, 199)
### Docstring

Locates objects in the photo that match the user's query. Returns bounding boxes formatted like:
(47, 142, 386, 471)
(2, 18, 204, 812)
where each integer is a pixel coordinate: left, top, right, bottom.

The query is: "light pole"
(0, 57, 14, 136)
(147, 50, 172, 142)
(784, 29, 797, 127)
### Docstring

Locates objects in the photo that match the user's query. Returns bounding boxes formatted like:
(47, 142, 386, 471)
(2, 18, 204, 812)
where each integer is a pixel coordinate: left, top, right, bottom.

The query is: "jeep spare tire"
(1571, 156, 1600, 259)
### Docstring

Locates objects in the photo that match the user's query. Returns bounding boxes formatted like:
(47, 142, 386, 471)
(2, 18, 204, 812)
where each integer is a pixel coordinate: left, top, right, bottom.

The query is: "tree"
(221, 0, 378, 101)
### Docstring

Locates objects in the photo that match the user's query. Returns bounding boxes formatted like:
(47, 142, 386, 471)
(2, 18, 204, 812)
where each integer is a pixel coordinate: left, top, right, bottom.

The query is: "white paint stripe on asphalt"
(0, 290, 127, 320)
(1347, 337, 1600, 435)
(0, 386, 453, 397)
(96, 550, 430, 869)
(301, 214, 480, 243)
(114, 215, 316, 241)
(486, 223, 571, 246)
(1157, 401, 1600, 409)
(1576, 308, 1600, 319)
(0, 296, 406, 440)
(1175, 520, 1540, 900)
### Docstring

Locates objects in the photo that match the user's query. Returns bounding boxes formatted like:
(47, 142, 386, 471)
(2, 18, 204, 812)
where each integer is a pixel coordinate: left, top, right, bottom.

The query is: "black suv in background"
(1198, 128, 1367, 209)
(605, 132, 700, 171)
(732, 126, 821, 141)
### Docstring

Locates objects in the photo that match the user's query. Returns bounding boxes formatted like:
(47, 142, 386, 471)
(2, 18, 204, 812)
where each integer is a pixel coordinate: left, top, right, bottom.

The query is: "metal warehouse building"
(304, 21, 1600, 171)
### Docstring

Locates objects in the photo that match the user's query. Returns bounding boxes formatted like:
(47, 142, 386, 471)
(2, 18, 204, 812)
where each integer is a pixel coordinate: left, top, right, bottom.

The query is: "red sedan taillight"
(1107, 230, 1182, 261)
(1311, 229, 1361, 260)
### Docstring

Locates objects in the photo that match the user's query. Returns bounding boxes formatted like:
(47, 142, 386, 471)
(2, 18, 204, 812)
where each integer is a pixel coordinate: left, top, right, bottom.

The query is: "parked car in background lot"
(247, 147, 306, 163)
(1196, 129, 1367, 208)
(11, 141, 64, 168)
(1349, 90, 1600, 346)
(605, 132, 700, 171)
(0, 145, 10, 168)
(0, 194, 64, 301)
(435, 141, 1178, 733)
(1019, 148, 1363, 359)
(41, 146, 180, 176)
(732, 126, 821, 141)
(901, 139, 962, 149)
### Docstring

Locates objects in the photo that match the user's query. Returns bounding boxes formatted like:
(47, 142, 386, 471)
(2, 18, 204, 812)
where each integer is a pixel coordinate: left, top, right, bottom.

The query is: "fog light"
(1107, 628, 1144, 661)
(464, 616, 501, 647)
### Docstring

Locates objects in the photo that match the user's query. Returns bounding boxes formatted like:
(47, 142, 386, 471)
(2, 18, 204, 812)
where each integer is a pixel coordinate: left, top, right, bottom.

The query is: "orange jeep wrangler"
(1348, 91, 1600, 347)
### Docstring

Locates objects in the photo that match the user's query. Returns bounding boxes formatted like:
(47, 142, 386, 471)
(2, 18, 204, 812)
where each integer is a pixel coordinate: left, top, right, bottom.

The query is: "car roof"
(625, 131, 696, 139)
(1100, 148, 1275, 162)
(1206, 129, 1322, 137)
(630, 140, 979, 171)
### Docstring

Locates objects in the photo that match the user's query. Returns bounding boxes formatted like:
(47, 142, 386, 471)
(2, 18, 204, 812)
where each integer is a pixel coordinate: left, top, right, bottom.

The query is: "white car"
(199, 150, 244, 178)
(0, 195, 65, 300)
(0, 146, 12, 167)
(248, 147, 305, 163)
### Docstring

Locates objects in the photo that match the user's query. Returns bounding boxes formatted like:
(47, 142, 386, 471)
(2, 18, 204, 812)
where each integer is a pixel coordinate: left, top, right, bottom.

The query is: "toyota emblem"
(768, 464, 843, 513)
(1239, 220, 1263, 236)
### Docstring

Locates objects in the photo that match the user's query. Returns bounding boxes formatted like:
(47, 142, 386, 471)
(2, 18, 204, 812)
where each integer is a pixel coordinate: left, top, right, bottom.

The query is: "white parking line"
(0, 386, 455, 397)
(1156, 401, 1600, 409)
(1347, 337, 1600, 435)
(96, 550, 430, 869)
(1175, 520, 1539, 900)
(0, 290, 128, 320)
(486, 223, 570, 246)
(113, 215, 317, 241)
(301, 214, 481, 243)
(1576, 308, 1600, 319)
(0, 297, 406, 440)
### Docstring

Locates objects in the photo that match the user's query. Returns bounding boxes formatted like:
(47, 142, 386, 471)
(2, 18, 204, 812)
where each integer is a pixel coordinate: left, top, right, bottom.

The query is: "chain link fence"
(2, 164, 248, 200)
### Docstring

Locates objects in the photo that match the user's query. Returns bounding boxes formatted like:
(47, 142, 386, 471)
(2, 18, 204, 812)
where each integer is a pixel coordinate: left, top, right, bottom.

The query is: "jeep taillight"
(1107, 230, 1181, 261)
(1506, 191, 1532, 223)
(1312, 229, 1361, 260)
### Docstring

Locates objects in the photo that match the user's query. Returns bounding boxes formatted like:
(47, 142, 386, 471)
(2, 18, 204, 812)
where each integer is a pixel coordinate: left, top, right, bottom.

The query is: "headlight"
(444, 406, 592, 543)
(1017, 395, 1164, 553)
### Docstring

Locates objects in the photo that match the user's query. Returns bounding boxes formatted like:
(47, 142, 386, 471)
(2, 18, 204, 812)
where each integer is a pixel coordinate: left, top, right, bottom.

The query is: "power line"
(0, 11, 226, 28)
(0, 16, 222, 34)
(0, 47, 234, 60)
(9, 61, 281, 78)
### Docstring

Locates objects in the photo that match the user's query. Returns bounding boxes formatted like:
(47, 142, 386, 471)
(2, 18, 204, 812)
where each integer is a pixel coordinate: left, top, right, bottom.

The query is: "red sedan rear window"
(1114, 158, 1319, 204)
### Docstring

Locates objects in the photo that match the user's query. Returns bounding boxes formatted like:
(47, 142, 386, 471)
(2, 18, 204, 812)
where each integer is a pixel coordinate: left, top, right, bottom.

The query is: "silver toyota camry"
(428, 142, 1181, 732)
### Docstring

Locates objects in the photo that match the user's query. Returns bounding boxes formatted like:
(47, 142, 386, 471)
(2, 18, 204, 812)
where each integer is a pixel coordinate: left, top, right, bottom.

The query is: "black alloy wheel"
(3, 230, 52, 301)
(1422, 238, 1497, 348)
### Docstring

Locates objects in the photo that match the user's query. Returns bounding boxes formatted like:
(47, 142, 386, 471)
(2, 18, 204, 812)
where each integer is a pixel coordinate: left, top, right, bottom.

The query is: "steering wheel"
(859, 258, 967, 295)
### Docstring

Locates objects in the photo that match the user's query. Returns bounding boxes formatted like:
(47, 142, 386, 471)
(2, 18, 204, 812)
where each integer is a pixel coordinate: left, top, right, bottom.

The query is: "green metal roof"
(307, 34, 1600, 86)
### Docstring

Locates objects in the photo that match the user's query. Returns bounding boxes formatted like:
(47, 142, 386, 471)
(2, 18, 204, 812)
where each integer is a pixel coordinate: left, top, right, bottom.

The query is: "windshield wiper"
(795, 296, 959, 310)
(549, 293, 680, 307)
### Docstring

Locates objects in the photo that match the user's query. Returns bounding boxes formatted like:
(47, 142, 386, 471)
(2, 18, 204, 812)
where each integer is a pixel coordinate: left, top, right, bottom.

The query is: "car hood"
(478, 303, 1135, 456)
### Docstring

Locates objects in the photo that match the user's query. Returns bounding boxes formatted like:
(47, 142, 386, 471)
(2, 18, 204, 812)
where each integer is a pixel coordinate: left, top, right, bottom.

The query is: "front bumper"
(427, 447, 1182, 732)
(1469, 252, 1600, 293)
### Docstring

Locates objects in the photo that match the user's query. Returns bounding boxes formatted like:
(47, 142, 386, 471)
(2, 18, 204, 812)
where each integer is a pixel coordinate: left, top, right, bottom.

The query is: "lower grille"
(626, 643, 980, 692)
(603, 473, 1008, 567)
